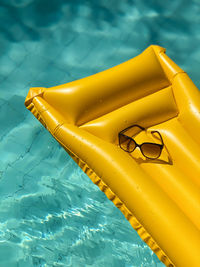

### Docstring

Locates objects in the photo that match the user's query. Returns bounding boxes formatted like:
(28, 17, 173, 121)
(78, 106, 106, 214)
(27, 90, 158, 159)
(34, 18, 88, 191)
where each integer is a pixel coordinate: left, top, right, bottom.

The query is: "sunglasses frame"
(118, 124, 164, 159)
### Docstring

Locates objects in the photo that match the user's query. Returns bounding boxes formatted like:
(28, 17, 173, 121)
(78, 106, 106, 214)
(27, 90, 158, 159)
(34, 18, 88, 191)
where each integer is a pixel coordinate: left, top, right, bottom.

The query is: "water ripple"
(0, 0, 200, 266)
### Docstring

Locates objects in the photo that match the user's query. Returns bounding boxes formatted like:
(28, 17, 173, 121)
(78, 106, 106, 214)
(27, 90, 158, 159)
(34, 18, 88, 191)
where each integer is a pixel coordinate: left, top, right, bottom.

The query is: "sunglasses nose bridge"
(135, 142, 139, 147)
(134, 142, 140, 148)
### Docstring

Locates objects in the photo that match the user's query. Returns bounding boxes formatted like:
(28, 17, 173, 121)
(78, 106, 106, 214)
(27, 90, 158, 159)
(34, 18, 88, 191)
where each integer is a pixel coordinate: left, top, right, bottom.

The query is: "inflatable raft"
(25, 45, 200, 267)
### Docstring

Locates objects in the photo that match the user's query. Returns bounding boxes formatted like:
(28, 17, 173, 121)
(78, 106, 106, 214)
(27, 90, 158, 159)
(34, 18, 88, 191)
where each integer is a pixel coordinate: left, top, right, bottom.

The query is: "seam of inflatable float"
(26, 100, 175, 267)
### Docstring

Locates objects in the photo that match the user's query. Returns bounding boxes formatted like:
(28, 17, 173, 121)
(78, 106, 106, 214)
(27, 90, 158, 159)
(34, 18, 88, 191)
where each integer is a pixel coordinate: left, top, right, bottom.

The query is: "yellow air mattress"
(25, 45, 200, 267)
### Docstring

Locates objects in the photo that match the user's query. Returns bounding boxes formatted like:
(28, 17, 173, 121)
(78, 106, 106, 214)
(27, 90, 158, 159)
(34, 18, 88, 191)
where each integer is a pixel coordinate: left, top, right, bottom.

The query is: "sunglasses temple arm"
(119, 124, 145, 135)
(151, 131, 164, 146)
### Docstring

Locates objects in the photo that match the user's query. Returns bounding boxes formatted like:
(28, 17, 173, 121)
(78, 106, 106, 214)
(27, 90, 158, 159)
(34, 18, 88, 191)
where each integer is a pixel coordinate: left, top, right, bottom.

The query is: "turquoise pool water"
(0, 1, 200, 266)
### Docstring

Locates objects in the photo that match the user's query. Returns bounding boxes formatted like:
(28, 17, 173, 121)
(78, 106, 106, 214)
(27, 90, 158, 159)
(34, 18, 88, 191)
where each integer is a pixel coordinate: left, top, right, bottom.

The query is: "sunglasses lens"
(119, 135, 136, 152)
(141, 143, 161, 159)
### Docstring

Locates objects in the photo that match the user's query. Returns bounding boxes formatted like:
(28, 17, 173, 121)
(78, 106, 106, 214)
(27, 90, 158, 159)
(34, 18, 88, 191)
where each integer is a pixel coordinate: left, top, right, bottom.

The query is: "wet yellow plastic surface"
(25, 45, 200, 267)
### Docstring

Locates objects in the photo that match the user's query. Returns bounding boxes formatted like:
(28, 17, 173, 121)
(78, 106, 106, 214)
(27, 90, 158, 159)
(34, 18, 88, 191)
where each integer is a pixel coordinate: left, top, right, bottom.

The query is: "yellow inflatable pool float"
(25, 45, 200, 267)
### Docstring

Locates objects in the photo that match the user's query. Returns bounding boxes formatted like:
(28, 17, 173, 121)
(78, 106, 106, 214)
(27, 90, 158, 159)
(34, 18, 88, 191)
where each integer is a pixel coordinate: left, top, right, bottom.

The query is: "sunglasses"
(118, 125, 164, 159)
